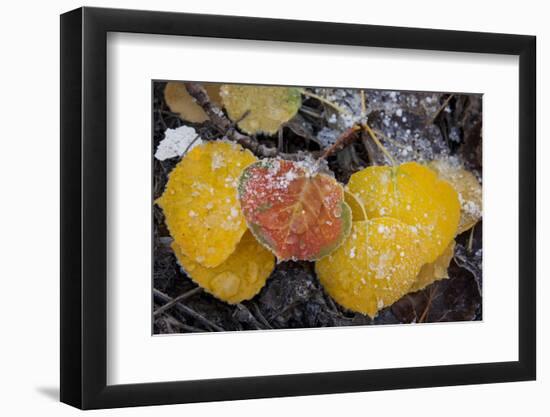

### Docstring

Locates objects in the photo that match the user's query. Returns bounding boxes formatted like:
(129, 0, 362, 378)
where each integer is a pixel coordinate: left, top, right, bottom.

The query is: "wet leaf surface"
(348, 161, 461, 264)
(429, 159, 482, 233)
(316, 219, 426, 318)
(172, 231, 275, 304)
(156, 141, 257, 267)
(238, 158, 352, 261)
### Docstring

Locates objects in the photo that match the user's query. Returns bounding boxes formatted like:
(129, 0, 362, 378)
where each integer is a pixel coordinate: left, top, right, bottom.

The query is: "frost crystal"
(154, 125, 201, 161)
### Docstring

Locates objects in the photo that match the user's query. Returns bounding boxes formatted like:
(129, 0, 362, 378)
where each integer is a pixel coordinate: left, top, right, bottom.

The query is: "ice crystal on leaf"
(347, 161, 460, 264)
(316, 218, 425, 318)
(344, 189, 367, 221)
(220, 85, 301, 135)
(238, 158, 352, 262)
(411, 240, 456, 292)
(156, 141, 257, 268)
(172, 231, 275, 304)
(429, 159, 482, 234)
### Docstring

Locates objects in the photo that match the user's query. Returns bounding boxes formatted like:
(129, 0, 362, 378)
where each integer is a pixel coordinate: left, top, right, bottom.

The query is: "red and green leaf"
(238, 159, 352, 261)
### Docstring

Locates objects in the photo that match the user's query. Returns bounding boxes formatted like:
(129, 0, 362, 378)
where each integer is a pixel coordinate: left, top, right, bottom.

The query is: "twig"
(157, 109, 167, 130)
(278, 127, 284, 152)
(361, 131, 384, 166)
(268, 302, 301, 322)
(251, 302, 273, 329)
(153, 288, 225, 331)
(299, 105, 323, 119)
(157, 309, 207, 333)
(185, 82, 300, 159)
(153, 286, 202, 317)
(181, 134, 201, 157)
(319, 125, 362, 160)
(428, 93, 454, 125)
(235, 304, 265, 330)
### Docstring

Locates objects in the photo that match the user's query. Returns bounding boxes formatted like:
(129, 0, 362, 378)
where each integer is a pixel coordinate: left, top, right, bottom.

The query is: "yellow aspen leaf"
(347, 162, 460, 264)
(156, 141, 257, 268)
(429, 159, 482, 234)
(411, 240, 456, 292)
(172, 232, 275, 304)
(238, 158, 352, 261)
(316, 218, 425, 318)
(165, 82, 222, 123)
(344, 189, 367, 221)
(220, 84, 301, 135)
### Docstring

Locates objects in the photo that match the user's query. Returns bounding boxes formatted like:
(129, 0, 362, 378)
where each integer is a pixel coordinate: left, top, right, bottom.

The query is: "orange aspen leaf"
(238, 158, 352, 261)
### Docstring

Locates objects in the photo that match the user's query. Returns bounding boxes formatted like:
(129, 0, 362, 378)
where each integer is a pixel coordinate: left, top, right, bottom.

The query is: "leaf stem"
(298, 88, 351, 116)
(468, 224, 475, 253)
(360, 89, 367, 118)
(362, 122, 397, 167)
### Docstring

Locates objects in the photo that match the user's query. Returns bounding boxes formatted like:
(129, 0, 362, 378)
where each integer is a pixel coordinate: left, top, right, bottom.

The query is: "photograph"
(152, 81, 483, 334)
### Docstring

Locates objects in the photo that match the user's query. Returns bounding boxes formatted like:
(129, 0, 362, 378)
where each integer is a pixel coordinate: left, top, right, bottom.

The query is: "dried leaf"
(411, 240, 456, 292)
(348, 162, 460, 263)
(238, 158, 352, 261)
(316, 218, 425, 318)
(429, 159, 482, 234)
(172, 232, 275, 304)
(391, 263, 481, 323)
(221, 85, 301, 135)
(156, 141, 257, 267)
(165, 82, 222, 123)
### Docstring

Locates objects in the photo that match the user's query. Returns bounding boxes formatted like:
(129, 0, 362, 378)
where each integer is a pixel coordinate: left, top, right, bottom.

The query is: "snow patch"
(155, 125, 201, 161)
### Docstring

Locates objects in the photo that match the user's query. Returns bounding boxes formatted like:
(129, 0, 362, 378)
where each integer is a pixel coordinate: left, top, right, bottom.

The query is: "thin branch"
(157, 309, 207, 333)
(299, 105, 323, 119)
(251, 302, 273, 329)
(184, 82, 302, 160)
(181, 134, 201, 157)
(428, 93, 454, 125)
(153, 286, 202, 317)
(318, 125, 362, 160)
(235, 304, 266, 330)
(153, 288, 225, 332)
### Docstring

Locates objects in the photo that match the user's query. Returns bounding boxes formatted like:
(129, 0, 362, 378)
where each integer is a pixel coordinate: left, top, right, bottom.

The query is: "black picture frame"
(60, 6, 536, 410)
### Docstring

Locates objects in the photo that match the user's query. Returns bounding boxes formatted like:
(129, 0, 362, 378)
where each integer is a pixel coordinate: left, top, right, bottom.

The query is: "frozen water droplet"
(211, 272, 240, 298)
(247, 262, 259, 283)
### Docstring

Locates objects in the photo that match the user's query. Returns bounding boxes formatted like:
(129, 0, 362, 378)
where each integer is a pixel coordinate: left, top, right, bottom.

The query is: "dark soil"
(152, 81, 483, 334)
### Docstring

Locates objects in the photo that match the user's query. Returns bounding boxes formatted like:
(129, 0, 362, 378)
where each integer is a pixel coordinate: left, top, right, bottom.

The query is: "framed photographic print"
(60, 6, 536, 410)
